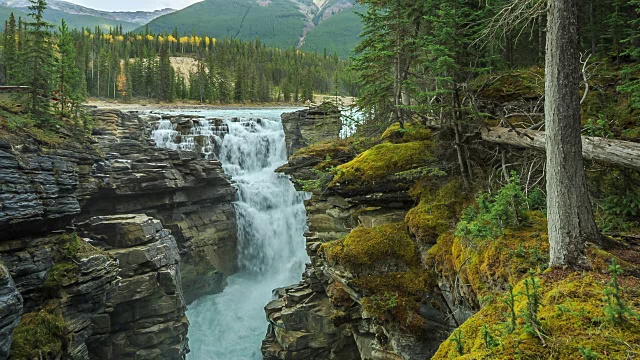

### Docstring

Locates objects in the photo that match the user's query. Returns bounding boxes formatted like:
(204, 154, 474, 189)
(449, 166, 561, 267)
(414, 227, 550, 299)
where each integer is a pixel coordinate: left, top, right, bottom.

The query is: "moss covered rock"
(322, 223, 419, 275)
(406, 180, 467, 245)
(329, 140, 435, 190)
(433, 271, 640, 359)
(353, 271, 435, 334)
(381, 122, 433, 144)
(10, 309, 70, 360)
(427, 212, 550, 306)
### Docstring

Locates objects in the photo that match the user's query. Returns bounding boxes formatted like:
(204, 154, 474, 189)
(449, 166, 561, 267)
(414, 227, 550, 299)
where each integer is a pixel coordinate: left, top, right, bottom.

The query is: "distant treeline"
(0, 0, 357, 117)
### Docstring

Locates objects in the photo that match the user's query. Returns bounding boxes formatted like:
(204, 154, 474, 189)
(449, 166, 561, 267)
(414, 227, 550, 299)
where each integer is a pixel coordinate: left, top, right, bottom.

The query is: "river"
(151, 108, 310, 360)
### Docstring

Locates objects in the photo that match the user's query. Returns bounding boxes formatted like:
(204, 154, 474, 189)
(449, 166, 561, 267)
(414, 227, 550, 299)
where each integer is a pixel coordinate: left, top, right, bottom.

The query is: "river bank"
(84, 95, 355, 112)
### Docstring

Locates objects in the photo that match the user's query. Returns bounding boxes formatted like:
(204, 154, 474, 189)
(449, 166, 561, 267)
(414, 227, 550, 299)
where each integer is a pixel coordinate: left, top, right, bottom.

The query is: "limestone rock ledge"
(0, 109, 239, 358)
(281, 105, 342, 155)
(83, 110, 238, 303)
(80, 215, 188, 360)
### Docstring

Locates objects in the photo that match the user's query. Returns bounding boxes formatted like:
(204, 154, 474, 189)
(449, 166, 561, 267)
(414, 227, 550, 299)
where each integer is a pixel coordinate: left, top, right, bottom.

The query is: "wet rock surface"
(84, 110, 238, 303)
(80, 215, 188, 360)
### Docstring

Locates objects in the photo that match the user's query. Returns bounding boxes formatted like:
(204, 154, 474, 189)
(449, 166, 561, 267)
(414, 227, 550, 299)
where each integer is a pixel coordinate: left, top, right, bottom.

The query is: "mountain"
(0, 0, 175, 31)
(142, 0, 363, 57)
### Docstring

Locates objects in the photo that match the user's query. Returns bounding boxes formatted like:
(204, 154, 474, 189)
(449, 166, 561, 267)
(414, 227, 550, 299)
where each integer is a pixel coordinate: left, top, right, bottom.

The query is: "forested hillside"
(0, 1, 356, 123)
(144, 0, 362, 57)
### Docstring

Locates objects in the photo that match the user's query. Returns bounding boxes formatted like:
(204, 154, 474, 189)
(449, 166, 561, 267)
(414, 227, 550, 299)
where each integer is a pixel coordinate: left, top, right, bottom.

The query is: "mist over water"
(151, 108, 309, 360)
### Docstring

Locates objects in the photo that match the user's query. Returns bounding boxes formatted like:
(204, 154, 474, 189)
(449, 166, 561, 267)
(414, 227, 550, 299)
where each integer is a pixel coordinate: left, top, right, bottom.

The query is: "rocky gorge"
(1, 104, 638, 360)
(0, 108, 238, 359)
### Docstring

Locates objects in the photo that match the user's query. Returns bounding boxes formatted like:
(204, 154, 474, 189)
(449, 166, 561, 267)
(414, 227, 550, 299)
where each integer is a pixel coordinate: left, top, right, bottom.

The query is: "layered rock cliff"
(0, 109, 239, 359)
(262, 114, 458, 360)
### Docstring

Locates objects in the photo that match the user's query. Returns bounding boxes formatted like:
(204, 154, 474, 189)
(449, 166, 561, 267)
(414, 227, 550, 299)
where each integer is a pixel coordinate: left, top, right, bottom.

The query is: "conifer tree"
(23, 0, 55, 121)
(57, 19, 83, 122)
(3, 13, 18, 84)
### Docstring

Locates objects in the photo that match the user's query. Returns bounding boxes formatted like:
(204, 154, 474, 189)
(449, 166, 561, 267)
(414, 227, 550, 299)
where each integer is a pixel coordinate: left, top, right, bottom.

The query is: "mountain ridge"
(0, 0, 175, 25)
(142, 0, 363, 57)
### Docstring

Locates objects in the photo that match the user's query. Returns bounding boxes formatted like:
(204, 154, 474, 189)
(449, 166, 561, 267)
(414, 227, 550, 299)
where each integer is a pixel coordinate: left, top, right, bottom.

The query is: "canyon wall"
(0, 109, 238, 359)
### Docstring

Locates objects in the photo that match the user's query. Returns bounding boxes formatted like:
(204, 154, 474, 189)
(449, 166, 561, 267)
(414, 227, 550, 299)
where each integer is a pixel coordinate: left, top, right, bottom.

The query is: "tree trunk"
(545, 0, 600, 269)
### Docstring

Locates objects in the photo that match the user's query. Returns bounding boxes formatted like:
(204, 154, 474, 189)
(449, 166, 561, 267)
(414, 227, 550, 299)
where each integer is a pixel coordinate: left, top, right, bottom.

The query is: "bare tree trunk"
(545, 0, 600, 269)
(454, 124, 471, 189)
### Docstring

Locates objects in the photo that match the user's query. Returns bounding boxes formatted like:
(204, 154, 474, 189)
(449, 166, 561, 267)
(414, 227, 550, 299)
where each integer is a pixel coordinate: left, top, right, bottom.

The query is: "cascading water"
(151, 109, 309, 360)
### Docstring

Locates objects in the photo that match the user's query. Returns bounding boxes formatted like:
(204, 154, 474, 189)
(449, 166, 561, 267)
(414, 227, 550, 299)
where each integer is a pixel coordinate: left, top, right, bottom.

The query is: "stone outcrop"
(281, 104, 342, 154)
(0, 264, 22, 360)
(80, 215, 188, 360)
(0, 133, 102, 241)
(83, 110, 238, 303)
(0, 214, 187, 359)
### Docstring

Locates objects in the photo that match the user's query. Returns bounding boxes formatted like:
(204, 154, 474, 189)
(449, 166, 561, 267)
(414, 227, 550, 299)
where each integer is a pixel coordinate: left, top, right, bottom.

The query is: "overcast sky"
(65, 0, 202, 12)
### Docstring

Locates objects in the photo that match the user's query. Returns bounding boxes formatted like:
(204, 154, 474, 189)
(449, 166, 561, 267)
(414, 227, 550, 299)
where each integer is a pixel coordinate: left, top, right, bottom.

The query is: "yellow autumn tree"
(116, 62, 128, 98)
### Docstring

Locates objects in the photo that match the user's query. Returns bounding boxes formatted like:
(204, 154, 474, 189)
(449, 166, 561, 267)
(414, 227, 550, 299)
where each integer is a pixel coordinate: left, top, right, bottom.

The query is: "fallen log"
(0, 86, 30, 93)
(480, 127, 640, 171)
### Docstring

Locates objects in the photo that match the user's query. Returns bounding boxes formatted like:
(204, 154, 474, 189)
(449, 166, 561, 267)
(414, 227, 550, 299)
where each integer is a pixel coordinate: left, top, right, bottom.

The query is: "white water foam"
(151, 108, 309, 360)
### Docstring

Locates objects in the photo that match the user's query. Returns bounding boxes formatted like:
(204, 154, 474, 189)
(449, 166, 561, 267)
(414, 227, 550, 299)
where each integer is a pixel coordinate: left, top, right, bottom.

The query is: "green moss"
(43, 262, 79, 292)
(381, 122, 433, 144)
(353, 270, 435, 334)
(44, 233, 107, 296)
(10, 309, 71, 360)
(406, 180, 467, 244)
(426, 212, 550, 305)
(329, 140, 434, 187)
(433, 272, 640, 359)
(322, 223, 419, 274)
(289, 139, 355, 165)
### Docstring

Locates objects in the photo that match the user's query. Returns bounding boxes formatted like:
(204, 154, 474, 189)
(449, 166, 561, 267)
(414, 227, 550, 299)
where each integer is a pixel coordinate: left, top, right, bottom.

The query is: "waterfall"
(151, 109, 309, 360)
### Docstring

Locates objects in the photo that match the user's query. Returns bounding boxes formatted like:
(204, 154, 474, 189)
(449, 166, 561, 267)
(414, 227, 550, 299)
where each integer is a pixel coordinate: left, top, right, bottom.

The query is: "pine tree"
(234, 61, 246, 103)
(57, 19, 82, 122)
(3, 13, 18, 84)
(158, 45, 173, 102)
(23, 0, 55, 121)
(301, 69, 313, 103)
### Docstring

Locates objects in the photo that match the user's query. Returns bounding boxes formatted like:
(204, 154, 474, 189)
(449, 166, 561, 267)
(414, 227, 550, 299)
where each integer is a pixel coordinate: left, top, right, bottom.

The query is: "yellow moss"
(406, 181, 467, 244)
(290, 139, 354, 162)
(323, 223, 419, 274)
(433, 272, 640, 359)
(381, 122, 433, 143)
(329, 140, 434, 187)
(587, 246, 638, 274)
(426, 212, 550, 304)
(10, 309, 71, 360)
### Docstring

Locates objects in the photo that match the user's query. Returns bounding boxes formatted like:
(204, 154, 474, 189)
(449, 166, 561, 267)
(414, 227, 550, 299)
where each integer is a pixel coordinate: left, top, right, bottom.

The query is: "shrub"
(455, 172, 529, 241)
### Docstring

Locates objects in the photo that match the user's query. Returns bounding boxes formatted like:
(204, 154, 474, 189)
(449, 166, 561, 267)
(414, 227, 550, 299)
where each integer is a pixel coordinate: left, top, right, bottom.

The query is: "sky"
(65, 0, 202, 12)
